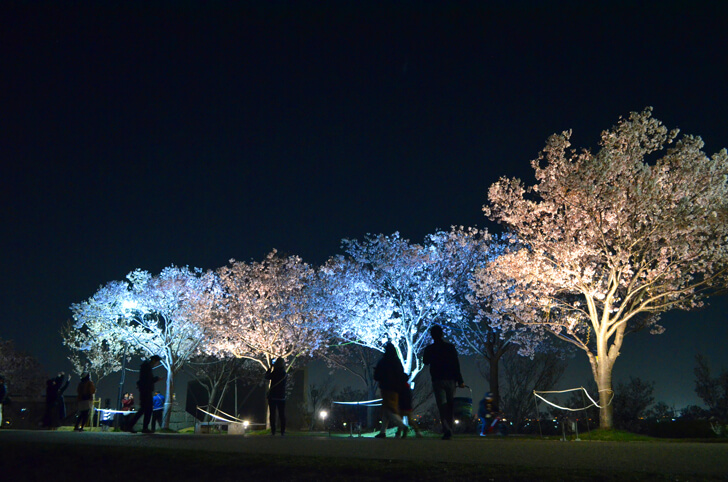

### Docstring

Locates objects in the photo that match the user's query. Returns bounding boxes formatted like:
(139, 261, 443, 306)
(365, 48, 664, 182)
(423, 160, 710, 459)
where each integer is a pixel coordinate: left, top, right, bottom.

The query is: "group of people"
(374, 324, 465, 440)
(11, 325, 481, 438)
(40, 372, 97, 431)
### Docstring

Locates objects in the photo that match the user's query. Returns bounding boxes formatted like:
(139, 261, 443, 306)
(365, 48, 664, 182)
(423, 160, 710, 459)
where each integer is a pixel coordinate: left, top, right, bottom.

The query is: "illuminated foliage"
(0, 338, 46, 397)
(70, 266, 218, 427)
(320, 230, 478, 382)
(201, 250, 327, 372)
(478, 108, 728, 429)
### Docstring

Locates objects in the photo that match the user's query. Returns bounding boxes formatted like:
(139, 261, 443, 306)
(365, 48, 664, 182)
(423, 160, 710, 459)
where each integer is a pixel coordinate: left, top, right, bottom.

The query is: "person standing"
(265, 358, 287, 436)
(126, 355, 162, 434)
(74, 373, 96, 431)
(44, 373, 71, 429)
(373, 343, 408, 438)
(423, 325, 465, 440)
(151, 391, 165, 432)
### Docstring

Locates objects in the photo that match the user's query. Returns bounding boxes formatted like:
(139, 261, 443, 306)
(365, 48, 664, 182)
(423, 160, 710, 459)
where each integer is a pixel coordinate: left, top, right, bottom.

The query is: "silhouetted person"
(423, 325, 464, 440)
(265, 358, 287, 436)
(44, 372, 70, 429)
(373, 343, 408, 438)
(126, 355, 162, 433)
(396, 378, 422, 438)
(74, 373, 96, 431)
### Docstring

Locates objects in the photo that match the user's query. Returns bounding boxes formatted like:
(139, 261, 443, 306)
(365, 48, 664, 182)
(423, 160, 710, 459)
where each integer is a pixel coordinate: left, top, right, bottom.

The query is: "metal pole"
(114, 343, 128, 430)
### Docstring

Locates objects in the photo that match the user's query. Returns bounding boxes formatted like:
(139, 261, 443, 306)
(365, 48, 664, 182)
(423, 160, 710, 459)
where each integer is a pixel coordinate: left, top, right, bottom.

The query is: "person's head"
(149, 355, 162, 366)
(430, 325, 444, 341)
(274, 357, 286, 369)
(384, 342, 397, 359)
(81, 373, 90, 381)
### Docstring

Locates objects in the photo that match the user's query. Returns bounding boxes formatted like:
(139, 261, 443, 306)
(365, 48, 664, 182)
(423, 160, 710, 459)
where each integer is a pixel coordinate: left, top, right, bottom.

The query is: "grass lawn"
(2, 436, 726, 482)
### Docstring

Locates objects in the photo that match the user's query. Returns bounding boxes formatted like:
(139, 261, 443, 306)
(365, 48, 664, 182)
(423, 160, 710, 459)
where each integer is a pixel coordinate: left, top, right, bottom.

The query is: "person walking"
(396, 379, 422, 438)
(423, 325, 465, 440)
(265, 358, 287, 436)
(73, 373, 96, 431)
(125, 355, 162, 434)
(151, 391, 165, 432)
(373, 343, 408, 438)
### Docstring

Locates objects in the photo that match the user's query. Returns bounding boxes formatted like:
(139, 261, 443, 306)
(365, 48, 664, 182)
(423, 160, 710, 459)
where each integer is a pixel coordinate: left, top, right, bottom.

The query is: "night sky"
(2, 1, 727, 409)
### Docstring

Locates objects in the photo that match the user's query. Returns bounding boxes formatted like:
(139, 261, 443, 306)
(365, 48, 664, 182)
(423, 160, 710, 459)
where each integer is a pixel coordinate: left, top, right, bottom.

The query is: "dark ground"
(1, 430, 727, 481)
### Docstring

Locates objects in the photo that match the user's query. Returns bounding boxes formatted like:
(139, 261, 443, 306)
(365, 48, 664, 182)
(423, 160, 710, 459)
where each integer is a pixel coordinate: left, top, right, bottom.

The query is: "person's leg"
(431, 380, 448, 433)
(77, 409, 90, 430)
(268, 400, 277, 435)
(444, 380, 456, 435)
(278, 400, 286, 435)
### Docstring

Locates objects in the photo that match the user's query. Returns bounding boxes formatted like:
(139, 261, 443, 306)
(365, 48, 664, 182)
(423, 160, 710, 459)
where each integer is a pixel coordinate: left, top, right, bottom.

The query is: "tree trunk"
(592, 342, 615, 430)
(205, 385, 219, 422)
(489, 357, 501, 408)
(163, 370, 174, 429)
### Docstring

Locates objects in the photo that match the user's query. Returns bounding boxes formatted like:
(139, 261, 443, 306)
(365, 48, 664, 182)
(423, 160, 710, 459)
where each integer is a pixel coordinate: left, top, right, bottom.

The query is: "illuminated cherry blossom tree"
(201, 250, 328, 373)
(0, 338, 47, 397)
(449, 232, 550, 407)
(320, 230, 479, 382)
(478, 108, 728, 429)
(70, 266, 218, 427)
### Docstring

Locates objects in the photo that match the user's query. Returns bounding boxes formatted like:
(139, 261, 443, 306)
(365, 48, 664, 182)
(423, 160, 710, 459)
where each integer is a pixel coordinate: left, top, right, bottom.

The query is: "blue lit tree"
(319, 230, 480, 383)
(69, 266, 219, 428)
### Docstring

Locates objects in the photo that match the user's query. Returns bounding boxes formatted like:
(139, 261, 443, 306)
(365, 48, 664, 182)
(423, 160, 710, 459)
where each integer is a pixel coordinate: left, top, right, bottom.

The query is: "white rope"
(196, 406, 266, 426)
(196, 406, 240, 423)
(533, 387, 614, 411)
(332, 398, 383, 407)
(97, 408, 137, 414)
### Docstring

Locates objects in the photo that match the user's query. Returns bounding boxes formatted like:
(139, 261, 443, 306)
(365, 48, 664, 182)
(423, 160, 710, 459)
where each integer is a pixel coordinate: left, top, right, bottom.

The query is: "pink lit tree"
(477, 108, 728, 429)
(201, 250, 328, 374)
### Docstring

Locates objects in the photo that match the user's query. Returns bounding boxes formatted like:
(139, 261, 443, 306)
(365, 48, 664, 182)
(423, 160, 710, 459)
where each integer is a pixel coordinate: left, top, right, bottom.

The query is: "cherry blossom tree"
(201, 250, 328, 373)
(320, 230, 479, 383)
(62, 318, 127, 384)
(478, 108, 728, 429)
(0, 338, 46, 397)
(70, 266, 218, 428)
(452, 233, 551, 407)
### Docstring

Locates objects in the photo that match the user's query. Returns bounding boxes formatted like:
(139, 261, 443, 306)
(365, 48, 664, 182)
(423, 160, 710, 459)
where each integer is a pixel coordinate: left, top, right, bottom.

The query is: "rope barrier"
(332, 398, 383, 407)
(533, 387, 613, 411)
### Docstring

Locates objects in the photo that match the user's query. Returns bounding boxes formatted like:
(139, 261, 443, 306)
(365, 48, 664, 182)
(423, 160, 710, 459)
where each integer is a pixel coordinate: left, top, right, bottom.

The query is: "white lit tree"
(320, 230, 480, 383)
(477, 108, 728, 429)
(201, 250, 328, 373)
(70, 266, 218, 428)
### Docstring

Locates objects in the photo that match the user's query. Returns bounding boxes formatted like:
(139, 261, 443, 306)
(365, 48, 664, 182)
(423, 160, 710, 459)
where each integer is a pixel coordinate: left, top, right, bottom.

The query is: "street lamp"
(319, 410, 329, 436)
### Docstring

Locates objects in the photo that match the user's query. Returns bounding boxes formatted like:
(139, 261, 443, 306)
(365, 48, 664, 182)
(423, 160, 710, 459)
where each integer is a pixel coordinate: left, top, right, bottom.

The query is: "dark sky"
(2, 1, 726, 408)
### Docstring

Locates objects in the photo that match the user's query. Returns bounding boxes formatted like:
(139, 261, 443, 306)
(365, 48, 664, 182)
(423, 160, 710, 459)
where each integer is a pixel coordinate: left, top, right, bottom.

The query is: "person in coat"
(151, 391, 165, 432)
(265, 357, 287, 436)
(423, 325, 465, 440)
(373, 343, 408, 438)
(126, 355, 162, 433)
(74, 373, 96, 431)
